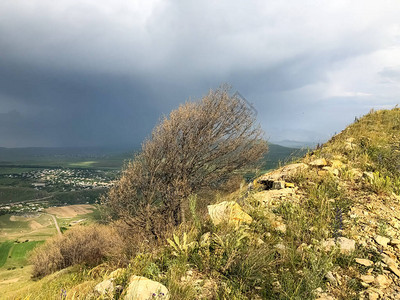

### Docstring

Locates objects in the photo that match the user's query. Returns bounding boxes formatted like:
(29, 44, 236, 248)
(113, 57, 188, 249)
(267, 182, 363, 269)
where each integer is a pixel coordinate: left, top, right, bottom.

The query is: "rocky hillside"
(5, 108, 400, 299)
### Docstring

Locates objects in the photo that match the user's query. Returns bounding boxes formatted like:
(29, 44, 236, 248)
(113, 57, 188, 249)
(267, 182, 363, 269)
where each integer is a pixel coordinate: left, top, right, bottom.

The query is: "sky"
(1, 0, 400, 148)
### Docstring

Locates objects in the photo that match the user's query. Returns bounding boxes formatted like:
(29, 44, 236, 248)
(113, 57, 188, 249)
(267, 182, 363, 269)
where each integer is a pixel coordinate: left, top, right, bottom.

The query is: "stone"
(325, 271, 337, 285)
(360, 275, 375, 284)
(321, 239, 336, 252)
(381, 254, 400, 277)
(337, 237, 356, 254)
(322, 167, 339, 176)
(257, 163, 308, 182)
(207, 201, 252, 226)
(309, 158, 328, 167)
(363, 172, 374, 181)
(390, 239, 400, 245)
(274, 243, 287, 252)
(355, 258, 374, 267)
(321, 237, 355, 254)
(374, 235, 390, 248)
(272, 181, 285, 189)
(124, 276, 169, 300)
(366, 290, 379, 300)
(374, 274, 392, 289)
(94, 279, 114, 296)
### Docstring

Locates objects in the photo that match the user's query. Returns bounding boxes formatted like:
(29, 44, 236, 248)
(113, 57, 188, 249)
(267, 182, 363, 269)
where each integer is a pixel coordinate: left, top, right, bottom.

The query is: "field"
(0, 204, 100, 295)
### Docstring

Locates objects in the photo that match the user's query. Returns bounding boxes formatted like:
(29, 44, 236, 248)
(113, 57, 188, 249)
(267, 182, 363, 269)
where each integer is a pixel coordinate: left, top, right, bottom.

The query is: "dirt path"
(47, 214, 61, 235)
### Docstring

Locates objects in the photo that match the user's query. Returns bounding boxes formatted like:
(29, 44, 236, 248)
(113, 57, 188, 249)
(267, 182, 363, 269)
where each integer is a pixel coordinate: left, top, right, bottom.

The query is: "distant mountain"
(0, 146, 139, 162)
(263, 143, 308, 171)
(271, 140, 317, 149)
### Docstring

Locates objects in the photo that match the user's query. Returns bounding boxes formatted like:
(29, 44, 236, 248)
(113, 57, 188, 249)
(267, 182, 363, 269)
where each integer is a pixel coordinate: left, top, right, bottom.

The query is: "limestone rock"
(272, 181, 285, 190)
(322, 237, 355, 254)
(94, 279, 114, 296)
(366, 290, 379, 300)
(124, 276, 169, 300)
(309, 158, 328, 167)
(325, 271, 337, 286)
(207, 201, 252, 226)
(360, 275, 375, 284)
(336, 237, 356, 254)
(374, 235, 390, 248)
(257, 163, 308, 182)
(363, 172, 374, 181)
(381, 253, 400, 277)
(355, 258, 374, 267)
(374, 274, 392, 289)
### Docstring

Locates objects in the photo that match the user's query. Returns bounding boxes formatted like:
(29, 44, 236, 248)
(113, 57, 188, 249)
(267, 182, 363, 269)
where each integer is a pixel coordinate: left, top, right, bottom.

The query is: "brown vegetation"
(103, 86, 268, 238)
(30, 225, 123, 277)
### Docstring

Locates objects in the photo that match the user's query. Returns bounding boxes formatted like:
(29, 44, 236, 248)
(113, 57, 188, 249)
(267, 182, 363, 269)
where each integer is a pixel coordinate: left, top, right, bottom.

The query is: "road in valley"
(47, 214, 61, 235)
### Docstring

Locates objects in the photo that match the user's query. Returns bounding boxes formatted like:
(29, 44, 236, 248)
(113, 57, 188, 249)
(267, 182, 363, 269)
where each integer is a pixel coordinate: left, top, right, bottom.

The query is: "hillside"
(2, 108, 400, 299)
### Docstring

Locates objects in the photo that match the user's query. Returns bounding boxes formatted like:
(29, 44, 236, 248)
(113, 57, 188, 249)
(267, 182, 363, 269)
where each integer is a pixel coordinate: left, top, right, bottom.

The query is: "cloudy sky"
(1, 0, 400, 148)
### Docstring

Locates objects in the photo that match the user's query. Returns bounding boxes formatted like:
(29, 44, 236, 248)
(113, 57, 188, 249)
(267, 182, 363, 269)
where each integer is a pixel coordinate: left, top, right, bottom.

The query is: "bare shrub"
(30, 225, 123, 277)
(103, 86, 268, 238)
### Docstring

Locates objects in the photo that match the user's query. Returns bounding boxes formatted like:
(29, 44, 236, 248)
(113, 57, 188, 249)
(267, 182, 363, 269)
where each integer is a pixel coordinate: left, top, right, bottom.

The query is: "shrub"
(30, 225, 122, 277)
(104, 86, 268, 238)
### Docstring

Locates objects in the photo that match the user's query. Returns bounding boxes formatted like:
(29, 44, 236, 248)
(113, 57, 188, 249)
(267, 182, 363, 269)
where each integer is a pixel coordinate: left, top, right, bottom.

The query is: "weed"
(370, 171, 392, 195)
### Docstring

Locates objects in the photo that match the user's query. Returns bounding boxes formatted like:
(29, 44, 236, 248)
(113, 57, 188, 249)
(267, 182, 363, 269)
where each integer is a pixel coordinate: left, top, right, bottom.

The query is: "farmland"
(0, 204, 100, 294)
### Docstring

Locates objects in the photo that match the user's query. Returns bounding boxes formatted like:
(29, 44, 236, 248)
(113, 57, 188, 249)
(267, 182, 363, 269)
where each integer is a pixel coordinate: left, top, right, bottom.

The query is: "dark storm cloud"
(0, 0, 399, 147)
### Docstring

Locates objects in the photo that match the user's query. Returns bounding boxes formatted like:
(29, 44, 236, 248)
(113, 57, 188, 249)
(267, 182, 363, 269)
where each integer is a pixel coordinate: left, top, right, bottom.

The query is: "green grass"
(7, 241, 44, 267)
(0, 241, 13, 267)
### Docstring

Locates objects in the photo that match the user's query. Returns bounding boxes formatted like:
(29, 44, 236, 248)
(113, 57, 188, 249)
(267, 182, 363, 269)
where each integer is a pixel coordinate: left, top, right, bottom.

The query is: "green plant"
(188, 195, 201, 231)
(370, 171, 392, 195)
(167, 232, 197, 258)
(393, 176, 400, 195)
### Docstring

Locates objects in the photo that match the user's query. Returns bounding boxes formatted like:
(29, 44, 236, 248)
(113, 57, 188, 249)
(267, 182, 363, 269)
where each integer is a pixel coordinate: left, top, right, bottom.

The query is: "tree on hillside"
(104, 86, 268, 238)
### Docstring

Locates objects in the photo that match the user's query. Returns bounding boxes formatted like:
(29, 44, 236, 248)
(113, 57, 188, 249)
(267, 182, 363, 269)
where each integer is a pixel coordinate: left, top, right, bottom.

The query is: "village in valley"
(0, 166, 119, 214)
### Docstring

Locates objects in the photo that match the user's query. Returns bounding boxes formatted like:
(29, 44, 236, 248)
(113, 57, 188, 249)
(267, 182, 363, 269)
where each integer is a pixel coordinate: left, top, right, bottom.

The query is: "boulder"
(124, 276, 169, 300)
(94, 279, 114, 296)
(207, 201, 252, 226)
(336, 237, 356, 254)
(257, 163, 308, 182)
(309, 158, 328, 167)
(374, 235, 390, 248)
(272, 181, 285, 190)
(374, 274, 392, 289)
(360, 275, 375, 284)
